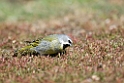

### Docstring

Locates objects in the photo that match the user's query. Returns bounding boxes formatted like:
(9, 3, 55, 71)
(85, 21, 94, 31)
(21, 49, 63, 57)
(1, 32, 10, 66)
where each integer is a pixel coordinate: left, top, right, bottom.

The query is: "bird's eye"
(68, 40, 72, 44)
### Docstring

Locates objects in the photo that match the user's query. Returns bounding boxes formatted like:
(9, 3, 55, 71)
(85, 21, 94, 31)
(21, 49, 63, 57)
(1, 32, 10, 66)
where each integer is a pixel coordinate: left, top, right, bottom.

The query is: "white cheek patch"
(60, 40, 71, 46)
(60, 40, 69, 45)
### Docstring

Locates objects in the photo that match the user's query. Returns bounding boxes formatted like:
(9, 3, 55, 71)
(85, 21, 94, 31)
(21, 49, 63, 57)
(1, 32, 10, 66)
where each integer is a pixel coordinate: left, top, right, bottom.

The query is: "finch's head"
(58, 34, 73, 50)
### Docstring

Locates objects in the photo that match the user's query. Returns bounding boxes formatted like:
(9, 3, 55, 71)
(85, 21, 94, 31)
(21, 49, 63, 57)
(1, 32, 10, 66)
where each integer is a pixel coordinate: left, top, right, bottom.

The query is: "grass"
(0, 0, 124, 83)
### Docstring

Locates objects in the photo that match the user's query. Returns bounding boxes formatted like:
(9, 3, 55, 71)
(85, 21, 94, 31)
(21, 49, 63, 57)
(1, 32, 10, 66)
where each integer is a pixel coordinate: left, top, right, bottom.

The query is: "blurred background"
(0, 0, 123, 22)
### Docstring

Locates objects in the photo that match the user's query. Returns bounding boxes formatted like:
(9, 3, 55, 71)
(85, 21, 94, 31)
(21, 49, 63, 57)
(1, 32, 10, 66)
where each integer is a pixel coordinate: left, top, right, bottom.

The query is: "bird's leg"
(61, 50, 66, 55)
(58, 53, 61, 58)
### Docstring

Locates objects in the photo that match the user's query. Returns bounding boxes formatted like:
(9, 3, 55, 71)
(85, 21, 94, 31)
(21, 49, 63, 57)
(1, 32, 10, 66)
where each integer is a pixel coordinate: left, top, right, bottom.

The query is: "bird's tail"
(13, 45, 37, 56)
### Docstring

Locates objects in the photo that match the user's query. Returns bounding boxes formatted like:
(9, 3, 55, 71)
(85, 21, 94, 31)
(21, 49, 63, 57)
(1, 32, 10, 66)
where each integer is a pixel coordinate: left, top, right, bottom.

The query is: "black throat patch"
(63, 44, 70, 50)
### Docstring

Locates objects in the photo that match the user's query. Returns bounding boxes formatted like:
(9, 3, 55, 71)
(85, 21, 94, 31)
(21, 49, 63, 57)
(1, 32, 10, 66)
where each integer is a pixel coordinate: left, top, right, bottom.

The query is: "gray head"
(57, 34, 73, 50)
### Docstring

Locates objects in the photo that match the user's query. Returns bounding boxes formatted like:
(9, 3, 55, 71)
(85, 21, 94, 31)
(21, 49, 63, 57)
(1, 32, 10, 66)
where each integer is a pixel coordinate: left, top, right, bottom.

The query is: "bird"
(14, 34, 73, 56)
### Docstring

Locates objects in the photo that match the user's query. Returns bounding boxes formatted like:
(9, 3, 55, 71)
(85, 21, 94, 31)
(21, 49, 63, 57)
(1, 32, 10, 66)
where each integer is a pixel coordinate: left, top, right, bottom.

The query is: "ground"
(0, 0, 124, 83)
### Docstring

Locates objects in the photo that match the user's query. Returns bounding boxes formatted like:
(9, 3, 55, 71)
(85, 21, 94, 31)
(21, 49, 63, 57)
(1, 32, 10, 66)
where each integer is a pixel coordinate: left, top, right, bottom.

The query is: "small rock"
(12, 40, 16, 43)
(92, 75, 100, 81)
